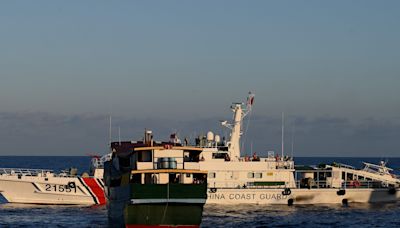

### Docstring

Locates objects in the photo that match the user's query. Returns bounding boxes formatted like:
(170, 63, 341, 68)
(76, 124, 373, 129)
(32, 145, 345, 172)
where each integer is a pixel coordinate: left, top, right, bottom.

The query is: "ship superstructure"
(194, 93, 400, 204)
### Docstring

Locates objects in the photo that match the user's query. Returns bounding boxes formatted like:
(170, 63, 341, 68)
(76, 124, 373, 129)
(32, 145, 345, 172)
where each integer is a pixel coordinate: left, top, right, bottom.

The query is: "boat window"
(346, 173, 353, 180)
(247, 172, 254, 178)
(131, 174, 141, 184)
(255, 173, 262, 178)
(144, 173, 153, 184)
(212, 153, 226, 159)
(183, 150, 200, 162)
(138, 150, 152, 162)
(186, 173, 191, 178)
(169, 173, 180, 183)
(209, 172, 216, 178)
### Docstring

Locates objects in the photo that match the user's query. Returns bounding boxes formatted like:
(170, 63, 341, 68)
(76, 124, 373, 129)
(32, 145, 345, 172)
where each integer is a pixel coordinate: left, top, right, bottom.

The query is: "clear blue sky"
(0, 1, 399, 156)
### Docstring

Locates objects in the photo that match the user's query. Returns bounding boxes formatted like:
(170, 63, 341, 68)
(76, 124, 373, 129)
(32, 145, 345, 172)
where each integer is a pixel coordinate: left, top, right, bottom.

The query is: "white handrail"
(0, 168, 53, 176)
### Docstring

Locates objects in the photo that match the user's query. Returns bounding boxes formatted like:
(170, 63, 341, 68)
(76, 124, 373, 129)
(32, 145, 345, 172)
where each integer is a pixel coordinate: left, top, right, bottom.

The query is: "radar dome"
(214, 135, 221, 143)
(207, 131, 214, 141)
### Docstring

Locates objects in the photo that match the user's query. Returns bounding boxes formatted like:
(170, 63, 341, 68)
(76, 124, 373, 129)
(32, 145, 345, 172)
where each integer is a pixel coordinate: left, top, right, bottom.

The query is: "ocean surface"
(1, 156, 399, 227)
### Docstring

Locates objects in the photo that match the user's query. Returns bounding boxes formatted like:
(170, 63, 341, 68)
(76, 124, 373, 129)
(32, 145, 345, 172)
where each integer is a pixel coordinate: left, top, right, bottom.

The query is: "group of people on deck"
(242, 153, 260, 162)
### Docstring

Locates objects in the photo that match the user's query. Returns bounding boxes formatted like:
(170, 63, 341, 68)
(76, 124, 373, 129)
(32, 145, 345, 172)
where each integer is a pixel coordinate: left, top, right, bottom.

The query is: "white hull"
(0, 175, 105, 205)
(206, 188, 400, 205)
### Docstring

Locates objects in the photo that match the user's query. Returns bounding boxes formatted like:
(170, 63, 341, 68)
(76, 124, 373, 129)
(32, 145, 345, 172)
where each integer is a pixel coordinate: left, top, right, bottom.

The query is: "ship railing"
(276, 161, 295, 169)
(207, 181, 253, 189)
(293, 179, 395, 189)
(0, 168, 53, 177)
(342, 180, 395, 189)
(246, 182, 288, 189)
(91, 153, 112, 169)
(236, 159, 295, 169)
(295, 180, 338, 189)
(207, 181, 290, 189)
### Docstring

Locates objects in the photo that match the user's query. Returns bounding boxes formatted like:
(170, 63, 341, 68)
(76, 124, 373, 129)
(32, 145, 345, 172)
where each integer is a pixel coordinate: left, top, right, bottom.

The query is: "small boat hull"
(0, 176, 105, 205)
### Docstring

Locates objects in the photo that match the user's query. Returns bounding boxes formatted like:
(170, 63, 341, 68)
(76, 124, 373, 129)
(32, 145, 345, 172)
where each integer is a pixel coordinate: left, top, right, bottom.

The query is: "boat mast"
(118, 126, 121, 146)
(222, 92, 254, 161)
(229, 103, 243, 160)
(109, 116, 112, 150)
(291, 122, 295, 158)
(281, 112, 284, 160)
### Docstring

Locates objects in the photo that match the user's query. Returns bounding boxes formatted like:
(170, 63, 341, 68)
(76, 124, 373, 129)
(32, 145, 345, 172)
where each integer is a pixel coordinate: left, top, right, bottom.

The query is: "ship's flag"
(247, 92, 255, 107)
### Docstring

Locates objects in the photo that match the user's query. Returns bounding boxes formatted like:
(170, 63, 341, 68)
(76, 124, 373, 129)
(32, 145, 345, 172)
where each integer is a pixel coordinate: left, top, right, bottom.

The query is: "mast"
(291, 123, 295, 158)
(229, 103, 243, 160)
(109, 115, 112, 148)
(281, 112, 284, 160)
(221, 92, 255, 160)
(118, 126, 121, 146)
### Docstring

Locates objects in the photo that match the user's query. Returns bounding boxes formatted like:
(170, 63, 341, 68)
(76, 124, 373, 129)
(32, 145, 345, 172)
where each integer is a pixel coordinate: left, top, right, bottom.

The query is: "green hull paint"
(253, 181, 285, 186)
(131, 183, 207, 199)
(125, 203, 204, 226)
(126, 183, 207, 226)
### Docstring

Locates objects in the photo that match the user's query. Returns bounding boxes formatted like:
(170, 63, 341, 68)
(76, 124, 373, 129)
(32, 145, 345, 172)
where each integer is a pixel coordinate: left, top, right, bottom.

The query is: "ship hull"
(125, 203, 204, 228)
(0, 176, 105, 205)
(206, 188, 400, 204)
(123, 183, 207, 227)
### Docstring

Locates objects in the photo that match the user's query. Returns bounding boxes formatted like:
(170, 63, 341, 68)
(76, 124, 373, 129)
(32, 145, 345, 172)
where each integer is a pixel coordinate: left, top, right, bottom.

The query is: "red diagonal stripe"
(82, 177, 106, 205)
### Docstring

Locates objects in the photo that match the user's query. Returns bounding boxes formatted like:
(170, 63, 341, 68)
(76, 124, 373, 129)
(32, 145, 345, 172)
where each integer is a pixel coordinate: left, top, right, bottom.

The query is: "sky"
(0, 1, 399, 157)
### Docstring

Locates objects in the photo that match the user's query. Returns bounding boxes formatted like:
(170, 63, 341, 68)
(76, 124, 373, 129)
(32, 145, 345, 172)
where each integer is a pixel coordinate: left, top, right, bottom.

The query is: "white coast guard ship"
(109, 93, 400, 205)
(192, 93, 400, 205)
(0, 155, 109, 205)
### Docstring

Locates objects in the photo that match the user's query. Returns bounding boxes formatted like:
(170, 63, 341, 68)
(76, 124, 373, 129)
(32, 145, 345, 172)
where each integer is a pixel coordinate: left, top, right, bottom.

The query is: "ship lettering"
(228, 193, 255, 200)
(208, 193, 225, 200)
(259, 193, 287, 200)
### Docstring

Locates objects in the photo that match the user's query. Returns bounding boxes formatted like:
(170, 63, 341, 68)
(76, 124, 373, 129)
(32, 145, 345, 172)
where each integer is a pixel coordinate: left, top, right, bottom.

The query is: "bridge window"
(138, 150, 152, 162)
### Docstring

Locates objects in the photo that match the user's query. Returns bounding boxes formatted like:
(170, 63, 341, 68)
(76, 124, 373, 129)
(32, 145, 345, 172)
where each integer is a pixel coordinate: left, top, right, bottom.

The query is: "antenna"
(291, 121, 295, 158)
(250, 141, 253, 156)
(281, 112, 284, 160)
(118, 126, 121, 146)
(109, 115, 112, 147)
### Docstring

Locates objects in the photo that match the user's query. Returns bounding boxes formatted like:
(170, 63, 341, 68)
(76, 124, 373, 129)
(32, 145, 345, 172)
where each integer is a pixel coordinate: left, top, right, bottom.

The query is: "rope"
(161, 182, 169, 224)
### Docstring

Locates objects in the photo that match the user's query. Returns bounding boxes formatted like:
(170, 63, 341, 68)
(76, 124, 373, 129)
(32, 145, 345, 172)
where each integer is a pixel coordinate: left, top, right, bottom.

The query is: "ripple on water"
(1, 200, 400, 227)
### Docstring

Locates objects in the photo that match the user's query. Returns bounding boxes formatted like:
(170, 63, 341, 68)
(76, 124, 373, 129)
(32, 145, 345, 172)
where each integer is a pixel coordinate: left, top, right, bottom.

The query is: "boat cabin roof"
(134, 146, 203, 151)
(131, 169, 208, 175)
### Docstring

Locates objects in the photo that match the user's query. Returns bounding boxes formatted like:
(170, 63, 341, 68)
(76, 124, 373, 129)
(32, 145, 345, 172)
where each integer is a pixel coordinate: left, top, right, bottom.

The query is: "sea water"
(1, 156, 399, 227)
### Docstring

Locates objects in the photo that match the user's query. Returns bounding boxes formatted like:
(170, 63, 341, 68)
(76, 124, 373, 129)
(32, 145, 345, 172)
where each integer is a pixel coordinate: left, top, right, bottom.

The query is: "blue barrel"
(159, 158, 169, 169)
(168, 157, 177, 169)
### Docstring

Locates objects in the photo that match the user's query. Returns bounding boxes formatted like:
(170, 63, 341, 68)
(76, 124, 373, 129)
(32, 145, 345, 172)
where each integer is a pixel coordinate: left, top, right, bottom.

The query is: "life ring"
(282, 188, 291, 196)
(337, 189, 346, 196)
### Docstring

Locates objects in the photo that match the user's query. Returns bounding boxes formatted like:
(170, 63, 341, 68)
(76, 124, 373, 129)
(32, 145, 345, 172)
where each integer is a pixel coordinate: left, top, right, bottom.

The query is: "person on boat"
(252, 152, 260, 161)
(224, 153, 231, 161)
